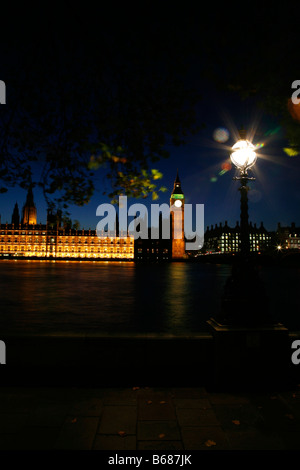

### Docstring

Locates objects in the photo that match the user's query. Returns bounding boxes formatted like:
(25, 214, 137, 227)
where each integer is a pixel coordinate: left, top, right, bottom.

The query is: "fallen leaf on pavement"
(232, 420, 240, 425)
(118, 431, 126, 437)
(158, 434, 165, 439)
(204, 439, 216, 447)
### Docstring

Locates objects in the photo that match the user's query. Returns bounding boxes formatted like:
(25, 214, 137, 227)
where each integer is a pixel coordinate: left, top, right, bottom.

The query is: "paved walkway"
(0, 385, 300, 451)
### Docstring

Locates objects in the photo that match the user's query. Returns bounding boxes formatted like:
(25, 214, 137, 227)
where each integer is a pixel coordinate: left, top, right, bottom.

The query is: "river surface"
(0, 260, 299, 335)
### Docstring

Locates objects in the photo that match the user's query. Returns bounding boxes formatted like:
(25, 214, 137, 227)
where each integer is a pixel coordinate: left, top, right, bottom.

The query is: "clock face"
(174, 199, 182, 207)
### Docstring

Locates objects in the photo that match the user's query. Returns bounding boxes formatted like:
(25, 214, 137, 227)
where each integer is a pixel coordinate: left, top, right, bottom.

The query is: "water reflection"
(164, 263, 190, 329)
(0, 260, 299, 335)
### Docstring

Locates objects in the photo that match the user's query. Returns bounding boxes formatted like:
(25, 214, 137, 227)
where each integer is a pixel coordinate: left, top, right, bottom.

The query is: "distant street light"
(230, 129, 257, 257)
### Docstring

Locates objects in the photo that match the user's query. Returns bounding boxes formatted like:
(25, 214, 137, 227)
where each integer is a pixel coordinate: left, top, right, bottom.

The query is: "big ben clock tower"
(170, 170, 185, 259)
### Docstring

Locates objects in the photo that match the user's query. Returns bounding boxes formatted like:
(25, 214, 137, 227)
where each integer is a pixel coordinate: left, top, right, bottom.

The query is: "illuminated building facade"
(0, 189, 134, 260)
(1, 173, 188, 261)
(204, 220, 272, 253)
(276, 222, 300, 250)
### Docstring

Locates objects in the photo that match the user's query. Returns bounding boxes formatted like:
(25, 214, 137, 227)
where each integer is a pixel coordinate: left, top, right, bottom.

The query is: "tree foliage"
(197, 5, 300, 153)
(0, 4, 201, 209)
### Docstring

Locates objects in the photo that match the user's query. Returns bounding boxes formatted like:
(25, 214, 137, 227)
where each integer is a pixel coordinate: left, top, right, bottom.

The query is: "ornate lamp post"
(230, 129, 256, 258)
(207, 128, 289, 390)
(215, 128, 269, 325)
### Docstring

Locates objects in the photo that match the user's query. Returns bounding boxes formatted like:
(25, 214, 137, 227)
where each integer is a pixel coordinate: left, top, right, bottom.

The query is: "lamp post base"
(207, 254, 290, 390)
(215, 255, 272, 327)
(207, 317, 290, 391)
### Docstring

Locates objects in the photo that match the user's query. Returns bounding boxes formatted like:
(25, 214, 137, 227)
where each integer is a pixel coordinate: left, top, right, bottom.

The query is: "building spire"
(25, 186, 35, 206)
(11, 202, 20, 226)
(172, 169, 183, 195)
(22, 186, 37, 225)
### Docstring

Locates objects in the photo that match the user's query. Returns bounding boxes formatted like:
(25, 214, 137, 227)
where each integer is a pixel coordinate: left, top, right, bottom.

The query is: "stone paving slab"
(174, 398, 211, 409)
(55, 416, 100, 450)
(138, 399, 176, 421)
(138, 440, 184, 450)
(137, 420, 181, 441)
(97, 405, 137, 435)
(176, 408, 220, 427)
(93, 434, 137, 450)
(0, 385, 299, 450)
(181, 425, 229, 450)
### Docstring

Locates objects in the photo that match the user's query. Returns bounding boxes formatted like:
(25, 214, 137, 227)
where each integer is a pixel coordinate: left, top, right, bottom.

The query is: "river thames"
(0, 259, 299, 336)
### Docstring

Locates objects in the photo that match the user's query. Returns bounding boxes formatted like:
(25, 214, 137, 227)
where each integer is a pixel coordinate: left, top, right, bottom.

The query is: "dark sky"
(0, 3, 299, 233)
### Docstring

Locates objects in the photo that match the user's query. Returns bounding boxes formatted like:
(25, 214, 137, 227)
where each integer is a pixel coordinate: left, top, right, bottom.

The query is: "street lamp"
(215, 127, 271, 325)
(207, 129, 288, 389)
(214, 127, 269, 324)
(230, 129, 256, 257)
(230, 133, 257, 173)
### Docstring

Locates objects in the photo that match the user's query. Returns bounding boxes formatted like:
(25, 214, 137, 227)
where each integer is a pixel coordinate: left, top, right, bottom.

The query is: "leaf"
(232, 420, 240, 426)
(158, 433, 165, 439)
(283, 147, 299, 157)
(151, 169, 163, 180)
(204, 439, 216, 447)
(71, 418, 77, 423)
(118, 431, 126, 437)
(147, 400, 152, 405)
(160, 401, 167, 405)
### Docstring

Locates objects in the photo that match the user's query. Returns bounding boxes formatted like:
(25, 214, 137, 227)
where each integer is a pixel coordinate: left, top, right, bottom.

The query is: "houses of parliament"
(0, 173, 186, 261)
(0, 187, 135, 260)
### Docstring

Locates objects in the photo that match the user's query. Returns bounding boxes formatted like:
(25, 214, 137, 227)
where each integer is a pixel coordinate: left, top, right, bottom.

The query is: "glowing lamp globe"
(230, 138, 257, 173)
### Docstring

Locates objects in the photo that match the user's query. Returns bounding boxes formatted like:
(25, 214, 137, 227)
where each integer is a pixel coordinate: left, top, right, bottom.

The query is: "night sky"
(0, 3, 299, 234)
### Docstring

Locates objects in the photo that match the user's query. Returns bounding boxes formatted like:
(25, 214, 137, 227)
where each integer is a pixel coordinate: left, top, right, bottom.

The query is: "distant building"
(276, 222, 300, 250)
(134, 234, 172, 262)
(203, 220, 272, 253)
(134, 218, 172, 261)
